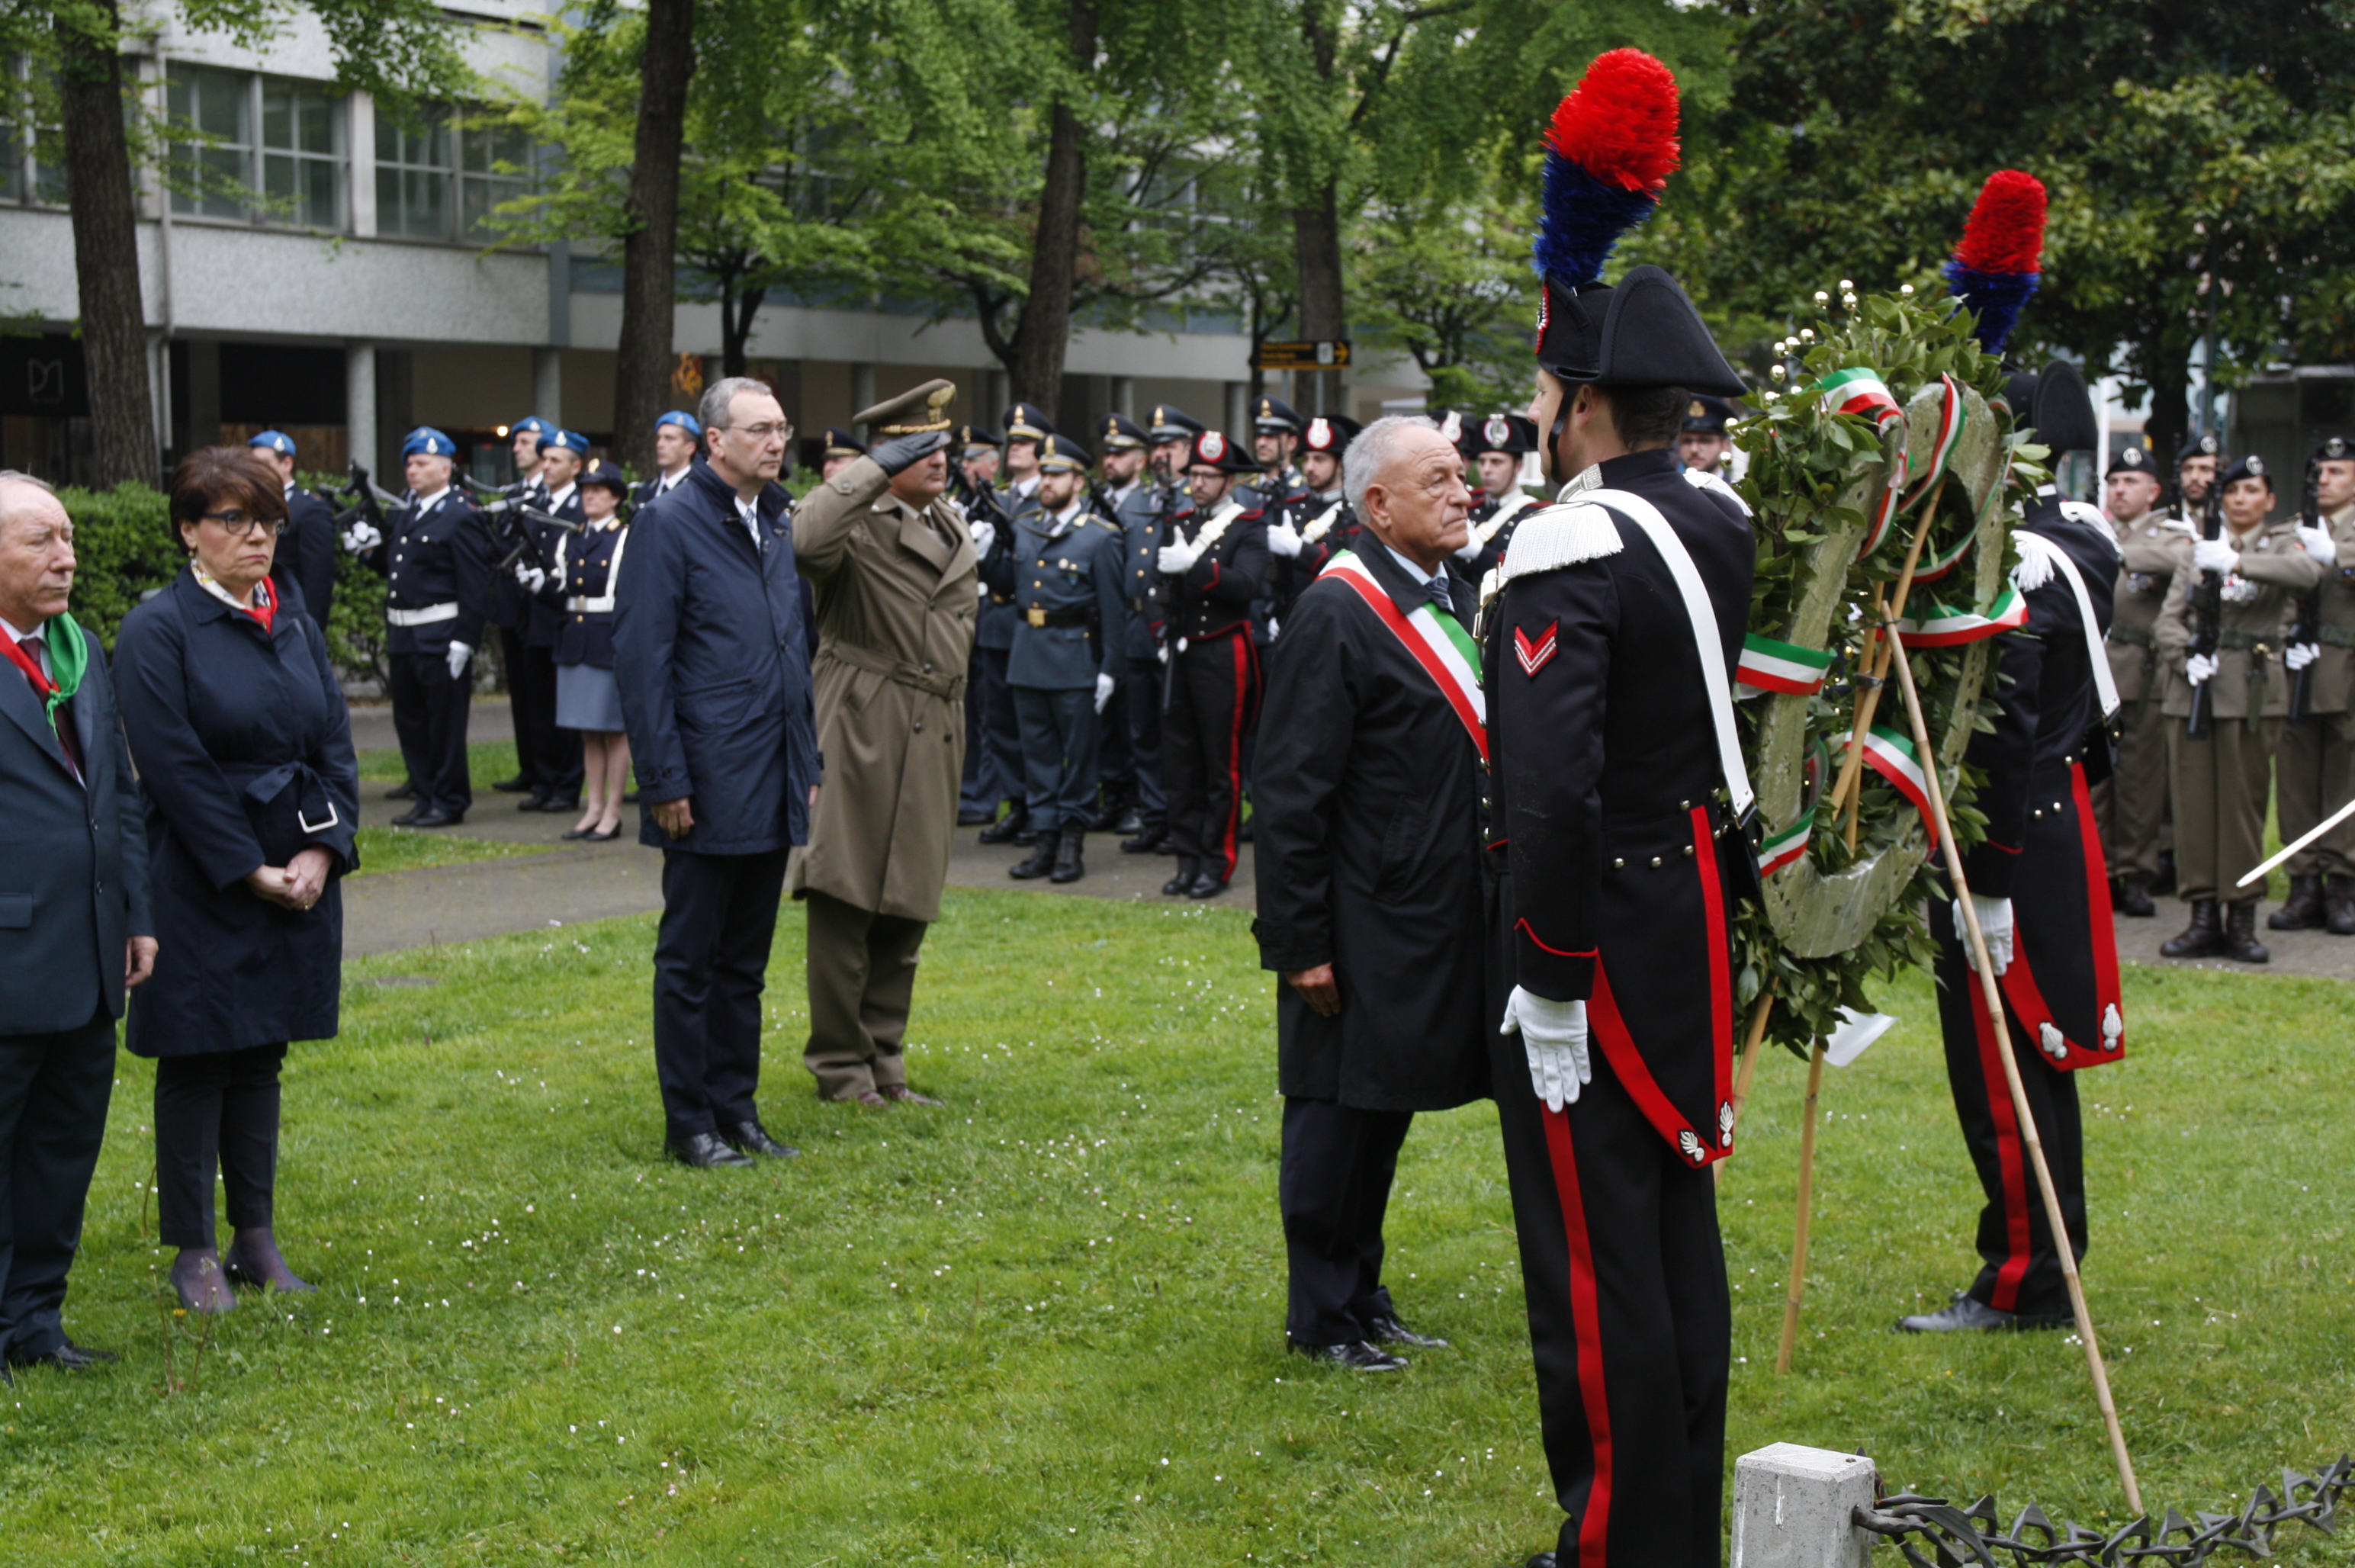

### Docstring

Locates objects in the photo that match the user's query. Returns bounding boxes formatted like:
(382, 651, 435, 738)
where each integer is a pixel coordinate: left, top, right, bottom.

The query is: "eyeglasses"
(199, 511, 287, 538)
(721, 423, 794, 442)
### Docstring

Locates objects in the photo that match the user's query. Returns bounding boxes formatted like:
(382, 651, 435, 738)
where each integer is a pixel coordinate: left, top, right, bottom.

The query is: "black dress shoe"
(722, 1120, 800, 1159)
(493, 774, 532, 793)
(1523, 1554, 1559, 1568)
(390, 805, 426, 827)
(1120, 824, 1168, 853)
(521, 794, 580, 814)
(407, 807, 464, 829)
(664, 1132, 753, 1168)
(1363, 1313, 1447, 1348)
(5, 1338, 119, 1371)
(1895, 1290, 2067, 1332)
(1161, 860, 1200, 896)
(1287, 1338, 1406, 1371)
(561, 826, 591, 840)
(978, 808, 1028, 845)
(957, 807, 993, 827)
(1008, 837, 1058, 880)
(384, 781, 416, 801)
(581, 824, 622, 842)
(1186, 871, 1228, 898)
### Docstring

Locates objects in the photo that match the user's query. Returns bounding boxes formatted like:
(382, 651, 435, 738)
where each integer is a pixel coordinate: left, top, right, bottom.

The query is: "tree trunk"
(56, 2, 156, 487)
(1007, 0, 1097, 409)
(2140, 329, 2190, 480)
(613, 0, 696, 474)
(1293, 179, 1346, 416)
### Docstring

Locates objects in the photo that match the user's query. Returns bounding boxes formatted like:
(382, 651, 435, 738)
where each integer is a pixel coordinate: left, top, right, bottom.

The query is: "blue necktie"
(1426, 576, 1453, 612)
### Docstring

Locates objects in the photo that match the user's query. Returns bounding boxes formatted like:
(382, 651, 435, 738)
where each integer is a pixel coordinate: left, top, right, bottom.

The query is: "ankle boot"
(2151, 849, 2178, 895)
(2269, 873, 2325, 930)
(2222, 898, 2271, 962)
(1161, 857, 1199, 897)
(1051, 824, 1086, 883)
(1007, 832, 1058, 879)
(2115, 872, 2155, 917)
(2160, 898, 2222, 959)
(978, 803, 1028, 844)
(2328, 873, 2355, 936)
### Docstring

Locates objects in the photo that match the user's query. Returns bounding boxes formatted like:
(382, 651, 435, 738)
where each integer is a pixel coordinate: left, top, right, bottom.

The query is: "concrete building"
(2, 2, 1427, 488)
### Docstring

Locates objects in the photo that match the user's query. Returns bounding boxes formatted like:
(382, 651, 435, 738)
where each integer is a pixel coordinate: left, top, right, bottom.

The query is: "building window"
(168, 65, 345, 230)
(168, 65, 255, 220)
(1, 60, 69, 207)
(376, 105, 526, 243)
(458, 117, 529, 239)
(261, 77, 343, 230)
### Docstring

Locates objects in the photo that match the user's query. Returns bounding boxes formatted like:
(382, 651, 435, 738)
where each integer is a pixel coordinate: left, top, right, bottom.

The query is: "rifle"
(456, 475, 583, 571)
(319, 459, 395, 541)
(2185, 477, 2225, 740)
(2289, 453, 2323, 724)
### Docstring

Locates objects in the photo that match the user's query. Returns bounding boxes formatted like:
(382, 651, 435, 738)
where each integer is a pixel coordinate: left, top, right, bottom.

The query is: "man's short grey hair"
(0, 470, 59, 538)
(698, 376, 779, 435)
(1341, 414, 1440, 516)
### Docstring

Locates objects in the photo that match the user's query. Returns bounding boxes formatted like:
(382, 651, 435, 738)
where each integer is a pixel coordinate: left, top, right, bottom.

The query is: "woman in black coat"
(114, 447, 358, 1313)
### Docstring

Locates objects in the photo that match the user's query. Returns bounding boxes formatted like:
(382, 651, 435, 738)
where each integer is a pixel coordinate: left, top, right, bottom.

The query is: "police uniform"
(1159, 429, 1268, 896)
(362, 428, 493, 825)
(243, 430, 339, 629)
(537, 462, 633, 741)
(2266, 435, 2355, 933)
(631, 410, 703, 508)
(2092, 444, 2184, 912)
(2154, 452, 2323, 960)
(1458, 414, 1541, 582)
(982, 434, 1128, 883)
(1678, 394, 1736, 472)
(973, 403, 1055, 844)
(1485, 252, 1753, 1563)
(1088, 412, 1156, 836)
(1901, 360, 2127, 1335)
(950, 424, 1011, 822)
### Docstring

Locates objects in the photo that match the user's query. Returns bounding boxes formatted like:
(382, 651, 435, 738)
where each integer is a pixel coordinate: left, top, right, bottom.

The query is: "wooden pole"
(1715, 985, 1778, 1190)
(1827, 476, 1948, 845)
(1774, 1041, 1829, 1374)
(1882, 623, 2145, 1515)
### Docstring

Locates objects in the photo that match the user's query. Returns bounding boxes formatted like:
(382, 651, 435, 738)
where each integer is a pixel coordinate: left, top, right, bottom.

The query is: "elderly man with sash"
(1253, 413, 1490, 1372)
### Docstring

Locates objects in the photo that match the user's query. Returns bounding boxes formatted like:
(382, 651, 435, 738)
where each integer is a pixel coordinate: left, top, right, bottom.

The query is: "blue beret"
(537, 428, 592, 457)
(510, 416, 551, 437)
(655, 410, 702, 437)
(402, 427, 456, 459)
(246, 429, 296, 458)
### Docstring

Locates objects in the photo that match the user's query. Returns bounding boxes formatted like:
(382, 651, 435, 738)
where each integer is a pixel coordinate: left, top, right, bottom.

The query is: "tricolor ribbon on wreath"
(1814, 368, 1907, 557)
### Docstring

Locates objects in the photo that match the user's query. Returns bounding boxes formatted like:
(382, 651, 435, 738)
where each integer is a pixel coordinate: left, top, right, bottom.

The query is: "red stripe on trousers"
(1966, 975, 2034, 1312)
(1691, 806, 1733, 1141)
(2071, 763, 2125, 1052)
(1540, 1107, 1614, 1568)
(1217, 635, 1252, 882)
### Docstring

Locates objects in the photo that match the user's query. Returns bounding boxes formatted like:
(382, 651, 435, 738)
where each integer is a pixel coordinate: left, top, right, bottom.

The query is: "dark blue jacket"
(613, 461, 818, 855)
(362, 489, 493, 655)
(0, 618, 150, 1036)
(537, 517, 630, 670)
(277, 483, 339, 630)
(1113, 480, 1174, 666)
(975, 481, 1043, 652)
(114, 570, 358, 1056)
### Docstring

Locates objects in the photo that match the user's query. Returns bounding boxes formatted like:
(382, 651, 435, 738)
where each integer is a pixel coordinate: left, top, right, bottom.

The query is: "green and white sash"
(1320, 550, 1486, 762)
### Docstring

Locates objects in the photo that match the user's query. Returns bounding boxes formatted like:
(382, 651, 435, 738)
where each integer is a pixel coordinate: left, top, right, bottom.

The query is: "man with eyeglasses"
(615, 378, 818, 1169)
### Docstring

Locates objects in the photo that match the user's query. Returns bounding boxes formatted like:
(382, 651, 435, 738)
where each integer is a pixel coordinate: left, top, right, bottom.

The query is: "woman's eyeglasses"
(199, 511, 288, 538)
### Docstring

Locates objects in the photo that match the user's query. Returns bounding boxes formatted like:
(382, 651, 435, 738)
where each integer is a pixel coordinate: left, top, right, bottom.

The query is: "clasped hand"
(247, 847, 333, 912)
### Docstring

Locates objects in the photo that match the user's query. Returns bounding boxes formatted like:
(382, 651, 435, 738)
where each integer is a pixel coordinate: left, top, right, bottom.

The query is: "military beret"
(1149, 406, 1206, 443)
(1003, 400, 1055, 442)
(859, 378, 958, 436)
(537, 428, 591, 457)
(509, 416, 551, 439)
(1301, 414, 1364, 456)
(402, 427, 457, 459)
(1252, 394, 1303, 434)
(2177, 431, 2221, 464)
(2105, 443, 2157, 478)
(246, 429, 296, 458)
(1099, 412, 1149, 451)
(1186, 429, 1259, 474)
(654, 410, 702, 438)
(2315, 435, 2353, 464)
(2220, 452, 2272, 490)
(820, 427, 866, 459)
(1036, 433, 1094, 473)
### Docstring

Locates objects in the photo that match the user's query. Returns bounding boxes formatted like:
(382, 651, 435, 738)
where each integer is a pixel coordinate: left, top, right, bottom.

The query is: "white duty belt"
(560, 522, 631, 615)
(387, 602, 458, 627)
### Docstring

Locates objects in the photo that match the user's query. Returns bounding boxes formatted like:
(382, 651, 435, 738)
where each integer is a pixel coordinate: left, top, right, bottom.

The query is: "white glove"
(1499, 985, 1591, 1112)
(1156, 643, 1169, 665)
(342, 520, 381, 554)
(1266, 520, 1303, 558)
(445, 641, 472, 682)
(512, 561, 548, 593)
(2186, 651, 2219, 686)
(1094, 672, 1116, 713)
(2299, 523, 2338, 566)
(2288, 641, 2321, 670)
(1158, 539, 1201, 575)
(2194, 537, 2238, 575)
(1453, 532, 1486, 563)
(1956, 895, 2014, 975)
(969, 519, 995, 557)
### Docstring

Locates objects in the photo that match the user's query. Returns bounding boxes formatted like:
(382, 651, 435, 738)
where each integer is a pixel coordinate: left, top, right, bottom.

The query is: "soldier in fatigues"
(2155, 453, 2324, 962)
(986, 434, 1126, 884)
(2093, 443, 2181, 916)
(2264, 436, 2355, 933)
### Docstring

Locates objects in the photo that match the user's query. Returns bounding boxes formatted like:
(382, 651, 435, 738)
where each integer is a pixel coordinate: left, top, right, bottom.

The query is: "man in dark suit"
(0, 471, 154, 1378)
(1253, 416, 1489, 1372)
(245, 431, 338, 628)
(615, 378, 820, 1169)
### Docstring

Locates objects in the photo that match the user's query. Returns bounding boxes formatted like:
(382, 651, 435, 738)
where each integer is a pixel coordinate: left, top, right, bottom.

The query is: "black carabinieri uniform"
(1161, 495, 1267, 888)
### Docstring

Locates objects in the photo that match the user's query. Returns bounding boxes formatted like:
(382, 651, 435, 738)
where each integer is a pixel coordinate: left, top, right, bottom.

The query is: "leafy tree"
(1349, 185, 1537, 411)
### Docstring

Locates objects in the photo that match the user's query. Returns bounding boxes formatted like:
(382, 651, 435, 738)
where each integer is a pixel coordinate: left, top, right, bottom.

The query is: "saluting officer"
(985, 434, 1126, 884)
(2093, 443, 2182, 917)
(1264, 413, 1361, 619)
(1090, 412, 1155, 837)
(633, 410, 702, 508)
(355, 428, 492, 827)
(2155, 452, 2324, 962)
(1453, 414, 1541, 582)
(1157, 430, 1268, 898)
(2267, 435, 2355, 933)
(244, 430, 339, 628)
(975, 403, 1056, 847)
(819, 429, 866, 484)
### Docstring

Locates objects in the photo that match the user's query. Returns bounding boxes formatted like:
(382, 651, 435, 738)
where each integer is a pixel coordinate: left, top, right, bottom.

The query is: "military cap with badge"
(1005, 402, 1057, 443)
(1187, 429, 1261, 474)
(1301, 414, 1364, 457)
(2106, 442, 2157, 479)
(403, 426, 457, 459)
(820, 427, 866, 461)
(1473, 413, 1537, 455)
(1099, 413, 1149, 451)
(1253, 395, 1303, 434)
(1149, 406, 1206, 444)
(1036, 433, 1094, 474)
(247, 429, 298, 459)
(654, 409, 702, 439)
(852, 378, 961, 477)
(2220, 452, 2272, 490)
(1681, 394, 1736, 435)
(2179, 432, 2222, 464)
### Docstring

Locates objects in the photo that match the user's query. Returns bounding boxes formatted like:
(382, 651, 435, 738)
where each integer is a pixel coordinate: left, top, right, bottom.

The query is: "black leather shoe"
(957, 807, 993, 827)
(1086, 796, 1129, 833)
(978, 807, 1028, 846)
(1896, 1290, 2067, 1332)
(879, 1085, 945, 1107)
(1008, 837, 1058, 880)
(722, 1120, 800, 1159)
(665, 1132, 754, 1168)
(1287, 1338, 1406, 1371)
(493, 775, 532, 793)
(1522, 1555, 1559, 1568)
(1050, 826, 1085, 883)
(1120, 824, 1168, 853)
(5, 1338, 119, 1371)
(1186, 871, 1228, 898)
(2160, 898, 2222, 959)
(1363, 1313, 1447, 1348)
(2114, 872, 2155, 918)
(1113, 808, 1143, 835)
(2222, 898, 2270, 962)
(384, 781, 416, 802)
(1161, 860, 1199, 897)
(521, 794, 580, 814)
(2269, 874, 2324, 930)
(2151, 849, 2178, 896)
(390, 805, 426, 827)
(2329, 874, 2355, 936)
(406, 807, 464, 829)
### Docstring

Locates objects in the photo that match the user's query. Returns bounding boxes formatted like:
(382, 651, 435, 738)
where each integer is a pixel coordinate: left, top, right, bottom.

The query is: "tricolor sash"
(1896, 586, 2027, 647)
(1759, 804, 1815, 876)
(1737, 632, 1835, 696)
(1320, 550, 1486, 762)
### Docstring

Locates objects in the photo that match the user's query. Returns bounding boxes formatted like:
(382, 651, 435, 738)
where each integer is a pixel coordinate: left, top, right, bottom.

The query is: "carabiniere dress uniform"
(1158, 429, 1269, 898)
(1484, 262, 1756, 1568)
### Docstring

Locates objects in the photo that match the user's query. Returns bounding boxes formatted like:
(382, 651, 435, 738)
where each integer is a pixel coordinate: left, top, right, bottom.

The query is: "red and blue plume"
(1533, 48, 1682, 288)
(1943, 169, 2046, 353)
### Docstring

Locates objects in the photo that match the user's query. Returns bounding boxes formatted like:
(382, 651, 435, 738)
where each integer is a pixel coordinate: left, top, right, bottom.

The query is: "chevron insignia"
(1514, 620, 1558, 676)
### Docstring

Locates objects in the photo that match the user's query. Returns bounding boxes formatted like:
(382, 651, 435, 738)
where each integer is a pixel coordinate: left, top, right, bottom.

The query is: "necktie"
(1426, 576, 1453, 612)
(18, 636, 82, 783)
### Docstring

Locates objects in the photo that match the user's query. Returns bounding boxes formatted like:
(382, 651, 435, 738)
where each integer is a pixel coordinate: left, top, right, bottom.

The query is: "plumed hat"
(1945, 170, 2046, 355)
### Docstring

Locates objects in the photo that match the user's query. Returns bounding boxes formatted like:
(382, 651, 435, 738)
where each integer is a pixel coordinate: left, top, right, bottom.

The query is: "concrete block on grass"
(1731, 1442, 1879, 1568)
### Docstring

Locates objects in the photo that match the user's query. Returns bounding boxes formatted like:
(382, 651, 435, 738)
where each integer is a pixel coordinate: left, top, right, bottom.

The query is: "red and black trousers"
(1162, 627, 1261, 883)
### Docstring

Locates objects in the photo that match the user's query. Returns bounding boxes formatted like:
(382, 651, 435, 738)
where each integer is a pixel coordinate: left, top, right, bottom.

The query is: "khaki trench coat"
(788, 456, 979, 922)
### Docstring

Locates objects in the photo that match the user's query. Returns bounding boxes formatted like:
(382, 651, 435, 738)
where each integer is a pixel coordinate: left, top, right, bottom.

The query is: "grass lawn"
(4, 889, 2349, 1566)
(355, 741, 523, 786)
(349, 826, 556, 879)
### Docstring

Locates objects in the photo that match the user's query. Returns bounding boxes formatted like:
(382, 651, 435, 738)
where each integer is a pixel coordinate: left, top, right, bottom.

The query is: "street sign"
(1251, 339, 1351, 371)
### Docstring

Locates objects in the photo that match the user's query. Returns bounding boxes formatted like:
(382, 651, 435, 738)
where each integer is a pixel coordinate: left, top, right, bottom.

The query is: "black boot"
(2115, 872, 2155, 918)
(2269, 873, 2324, 930)
(1120, 821, 1166, 853)
(978, 803, 1028, 845)
(2222, 898, 2271, 963)
(1051, 824, 1086, 883)
(2151, 849, 2178, 896)
(2328, 874, 2355, 937)
(2160, 898, 2222, 959)
(1087, 789, 1129, 833)
(1008, 832, 1058, 880)
(1161, 858, 1199, 897)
